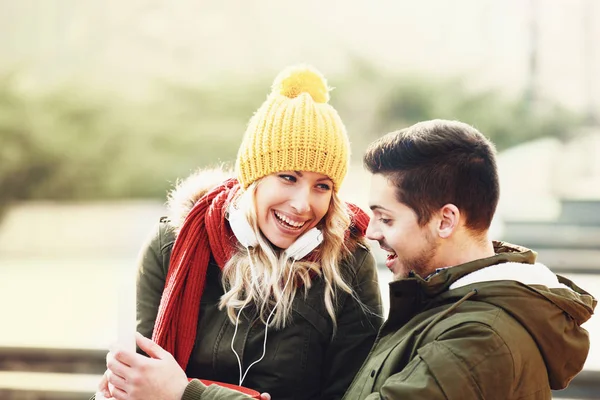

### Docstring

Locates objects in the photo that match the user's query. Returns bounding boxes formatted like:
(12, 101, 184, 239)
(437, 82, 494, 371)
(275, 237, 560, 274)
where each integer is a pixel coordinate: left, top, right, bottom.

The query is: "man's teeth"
(274, 211, 306, 228)
(381, 247, 395, 255)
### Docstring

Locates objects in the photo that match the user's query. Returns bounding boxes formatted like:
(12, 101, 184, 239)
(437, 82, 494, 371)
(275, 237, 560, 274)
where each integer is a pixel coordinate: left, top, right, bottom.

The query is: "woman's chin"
(264, 236, 293, 251)
(262, 223, 305, 250)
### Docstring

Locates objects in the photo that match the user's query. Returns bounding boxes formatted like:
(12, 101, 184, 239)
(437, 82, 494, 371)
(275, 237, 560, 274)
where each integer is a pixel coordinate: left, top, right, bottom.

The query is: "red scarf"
(152, 178, 370, 370)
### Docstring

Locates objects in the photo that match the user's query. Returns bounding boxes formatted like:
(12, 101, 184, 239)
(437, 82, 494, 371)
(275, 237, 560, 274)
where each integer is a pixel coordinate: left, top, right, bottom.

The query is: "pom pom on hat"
(236, 64, 349, 191)
(271, 64, 330, 103)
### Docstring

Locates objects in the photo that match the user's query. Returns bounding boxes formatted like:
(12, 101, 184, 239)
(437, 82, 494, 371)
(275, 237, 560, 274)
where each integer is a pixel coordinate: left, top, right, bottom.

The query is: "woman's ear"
(437, 204, 460, 239)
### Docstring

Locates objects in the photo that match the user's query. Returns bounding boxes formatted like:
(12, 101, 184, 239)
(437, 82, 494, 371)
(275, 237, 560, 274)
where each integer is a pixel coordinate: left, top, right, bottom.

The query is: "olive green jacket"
(137, 170, 383, 400)
(342, 242, 596, 400)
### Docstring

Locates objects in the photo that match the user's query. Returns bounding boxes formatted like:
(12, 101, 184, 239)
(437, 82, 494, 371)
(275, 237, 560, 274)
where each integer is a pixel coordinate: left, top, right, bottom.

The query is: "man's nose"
(365, 220, 382, 241)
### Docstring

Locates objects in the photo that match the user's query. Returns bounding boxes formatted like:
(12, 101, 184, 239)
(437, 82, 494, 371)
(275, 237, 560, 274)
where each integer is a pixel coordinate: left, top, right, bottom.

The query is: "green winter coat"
(342, 242, 596, 400)
(137, 171, 383, 400)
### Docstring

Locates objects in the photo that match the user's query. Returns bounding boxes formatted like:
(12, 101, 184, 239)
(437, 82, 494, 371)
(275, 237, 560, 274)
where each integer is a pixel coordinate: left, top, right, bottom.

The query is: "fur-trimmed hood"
(165, 168, 235, 235)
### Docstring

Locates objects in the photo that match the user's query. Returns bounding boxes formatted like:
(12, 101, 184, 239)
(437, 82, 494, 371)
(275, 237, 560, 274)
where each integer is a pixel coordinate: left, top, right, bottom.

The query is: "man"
(343, 119, 597, 399)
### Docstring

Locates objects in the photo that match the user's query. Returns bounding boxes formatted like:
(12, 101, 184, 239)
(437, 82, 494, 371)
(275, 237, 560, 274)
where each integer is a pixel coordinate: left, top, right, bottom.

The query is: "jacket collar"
(388, 241, 537, 299)
(382, 241, 537, 331)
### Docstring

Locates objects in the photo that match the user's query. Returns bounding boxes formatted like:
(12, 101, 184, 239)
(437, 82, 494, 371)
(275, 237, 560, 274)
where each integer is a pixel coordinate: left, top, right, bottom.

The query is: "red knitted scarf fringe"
(152, 178, 369, 370)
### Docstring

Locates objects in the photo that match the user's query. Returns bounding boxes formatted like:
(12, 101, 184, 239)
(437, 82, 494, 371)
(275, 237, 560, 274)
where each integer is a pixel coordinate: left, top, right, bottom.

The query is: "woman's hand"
(104, 332, 272, 400)
(96, 369, 115, 399)
(105, 332, 189, 400)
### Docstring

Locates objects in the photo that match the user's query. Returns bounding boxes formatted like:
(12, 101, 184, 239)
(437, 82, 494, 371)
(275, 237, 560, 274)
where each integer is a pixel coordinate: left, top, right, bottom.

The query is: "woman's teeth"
(274, 211, 306, 229)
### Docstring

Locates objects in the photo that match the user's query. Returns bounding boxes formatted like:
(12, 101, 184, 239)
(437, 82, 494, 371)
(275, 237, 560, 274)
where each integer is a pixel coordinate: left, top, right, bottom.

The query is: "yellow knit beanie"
(235, 64, 350, 191)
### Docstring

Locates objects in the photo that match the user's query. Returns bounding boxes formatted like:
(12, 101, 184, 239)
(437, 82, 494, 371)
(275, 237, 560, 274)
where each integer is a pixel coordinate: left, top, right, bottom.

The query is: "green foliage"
(0, 68, 585, 218)
(369, 75, 580, 149)
(0, 74, 63, 213)
(0, 73, 270, 216)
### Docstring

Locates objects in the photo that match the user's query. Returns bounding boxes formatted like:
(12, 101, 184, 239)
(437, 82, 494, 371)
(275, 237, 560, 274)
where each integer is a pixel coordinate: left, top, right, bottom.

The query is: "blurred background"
(0, 0, 599, 399)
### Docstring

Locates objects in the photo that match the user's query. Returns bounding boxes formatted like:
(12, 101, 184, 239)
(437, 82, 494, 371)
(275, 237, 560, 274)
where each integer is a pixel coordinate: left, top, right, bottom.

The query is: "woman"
(98, 65, 383, 400)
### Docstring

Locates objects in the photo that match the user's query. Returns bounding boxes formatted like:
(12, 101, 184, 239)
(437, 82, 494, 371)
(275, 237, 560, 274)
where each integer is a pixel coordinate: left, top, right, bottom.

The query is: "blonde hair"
(219, 179, 355, 330)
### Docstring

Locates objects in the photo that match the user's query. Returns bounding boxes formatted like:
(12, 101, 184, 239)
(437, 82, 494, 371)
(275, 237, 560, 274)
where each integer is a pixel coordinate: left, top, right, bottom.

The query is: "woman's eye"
(379, 218, 392, 225)
(316, 183, 331, 191)
(279, 174, 296, 182)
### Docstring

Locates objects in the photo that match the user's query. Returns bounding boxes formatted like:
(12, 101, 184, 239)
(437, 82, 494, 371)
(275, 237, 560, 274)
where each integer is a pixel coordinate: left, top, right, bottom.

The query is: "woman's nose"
(289, 190, 311, 214)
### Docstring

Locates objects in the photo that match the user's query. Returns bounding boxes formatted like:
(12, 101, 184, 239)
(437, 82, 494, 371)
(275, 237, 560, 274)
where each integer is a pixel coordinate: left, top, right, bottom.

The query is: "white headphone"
(226, 201, 323, 385)
(230, 264, 296, 386)
(227, 202, 323, 260)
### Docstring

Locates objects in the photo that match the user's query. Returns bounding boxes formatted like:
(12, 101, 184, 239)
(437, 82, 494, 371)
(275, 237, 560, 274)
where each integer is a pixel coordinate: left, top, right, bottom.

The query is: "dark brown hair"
(364, 119, 499, 232)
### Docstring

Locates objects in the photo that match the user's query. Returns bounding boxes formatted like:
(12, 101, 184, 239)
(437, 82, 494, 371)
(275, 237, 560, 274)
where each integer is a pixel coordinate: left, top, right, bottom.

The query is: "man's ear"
(437, 204, 460, 239)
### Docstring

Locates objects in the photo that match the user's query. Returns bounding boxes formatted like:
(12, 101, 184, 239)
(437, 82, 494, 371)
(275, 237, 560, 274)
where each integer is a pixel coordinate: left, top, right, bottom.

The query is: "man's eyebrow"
(369, 205, 391, 212)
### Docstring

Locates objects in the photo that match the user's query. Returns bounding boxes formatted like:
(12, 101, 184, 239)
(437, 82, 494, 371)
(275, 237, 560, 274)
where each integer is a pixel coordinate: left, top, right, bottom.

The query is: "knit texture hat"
(235, 64, 350, 191)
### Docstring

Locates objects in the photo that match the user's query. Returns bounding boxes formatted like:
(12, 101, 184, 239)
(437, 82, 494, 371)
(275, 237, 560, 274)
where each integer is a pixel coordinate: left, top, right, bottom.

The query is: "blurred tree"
(0, 65, 585, 221)
(0, 73, 63, 217)
(0, 73, 269, 218)
(372, 75, 580, 149)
